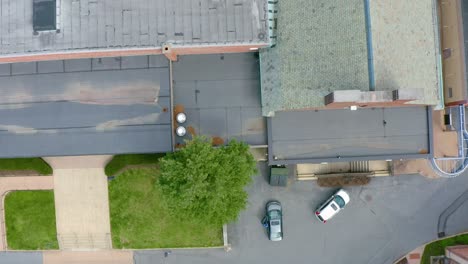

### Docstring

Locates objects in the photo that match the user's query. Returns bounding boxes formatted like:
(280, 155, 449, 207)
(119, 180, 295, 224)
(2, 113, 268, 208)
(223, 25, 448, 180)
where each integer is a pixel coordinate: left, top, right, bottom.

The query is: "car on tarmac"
(263, 200, 283, 241)
(315, 189, 350, 223)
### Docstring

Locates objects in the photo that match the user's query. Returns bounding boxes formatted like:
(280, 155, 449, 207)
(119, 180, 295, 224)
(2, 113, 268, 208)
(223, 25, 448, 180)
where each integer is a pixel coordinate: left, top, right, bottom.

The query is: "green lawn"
(421, 234, 468, 264)
(105, 154, 165, 176)
(4, 191, 58, 250)
(0, 158, 52, 175)
(109, 167, 223, 249)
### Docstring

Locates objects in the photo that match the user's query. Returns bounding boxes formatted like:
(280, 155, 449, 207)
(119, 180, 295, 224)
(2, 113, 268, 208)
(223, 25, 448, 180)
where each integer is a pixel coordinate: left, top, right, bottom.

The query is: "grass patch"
(109, 167, 223, 249)
(4, 191, 58, 250)
(105, 154, 165, 176)
(421, 234, 468, 264)
(0, 158, 52, 175)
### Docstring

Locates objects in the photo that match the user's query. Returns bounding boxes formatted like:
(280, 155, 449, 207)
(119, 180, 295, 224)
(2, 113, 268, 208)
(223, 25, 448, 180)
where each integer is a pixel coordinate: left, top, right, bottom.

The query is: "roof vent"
(33, 0, 56, 32)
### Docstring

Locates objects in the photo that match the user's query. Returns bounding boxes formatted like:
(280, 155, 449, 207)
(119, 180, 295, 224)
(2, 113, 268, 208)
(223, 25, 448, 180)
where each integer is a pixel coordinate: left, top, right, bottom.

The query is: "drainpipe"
(364, 0, 375, 91)
(431, 0, 445, 110)
(169, 59, 175, 152)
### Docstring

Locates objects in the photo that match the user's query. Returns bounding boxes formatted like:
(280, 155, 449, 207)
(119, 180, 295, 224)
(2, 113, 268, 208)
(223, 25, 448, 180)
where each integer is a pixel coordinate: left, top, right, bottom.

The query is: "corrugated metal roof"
(0, 0, 269, 56)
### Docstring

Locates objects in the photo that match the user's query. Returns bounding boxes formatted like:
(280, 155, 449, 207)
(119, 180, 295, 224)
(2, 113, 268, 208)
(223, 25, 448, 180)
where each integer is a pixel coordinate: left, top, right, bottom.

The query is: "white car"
(315, 189, 350, 223)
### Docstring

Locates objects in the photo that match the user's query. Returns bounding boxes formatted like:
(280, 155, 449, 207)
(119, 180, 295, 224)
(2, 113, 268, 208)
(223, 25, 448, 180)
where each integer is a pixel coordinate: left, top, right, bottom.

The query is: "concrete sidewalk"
(393, 110, 458, 178)
(43, 251, 133, 264)
(0, 176, 54, 250)
(396, 245, 424, 264)
(44, 156, 113, 250)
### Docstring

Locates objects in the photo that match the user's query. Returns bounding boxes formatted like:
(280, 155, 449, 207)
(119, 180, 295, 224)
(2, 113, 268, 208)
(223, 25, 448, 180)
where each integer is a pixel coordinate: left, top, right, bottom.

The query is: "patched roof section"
(0, 0, 269, 56)
(260, 0, 369, 116)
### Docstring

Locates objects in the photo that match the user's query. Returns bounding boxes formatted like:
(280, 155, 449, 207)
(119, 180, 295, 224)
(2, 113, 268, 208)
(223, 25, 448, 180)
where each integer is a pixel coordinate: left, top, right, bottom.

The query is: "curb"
(1, 191, 10, 250)
(438, 188, 468, 238)
(223, 224, 231, 252)
(393, 231, 468, 264)
(126, 245, 224, 251)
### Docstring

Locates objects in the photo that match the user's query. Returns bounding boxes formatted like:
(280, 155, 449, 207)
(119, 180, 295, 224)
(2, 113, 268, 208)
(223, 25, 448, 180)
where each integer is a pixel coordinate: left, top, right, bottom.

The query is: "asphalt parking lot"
(226, 163, 393, 264)
(135, 162, 468, 264)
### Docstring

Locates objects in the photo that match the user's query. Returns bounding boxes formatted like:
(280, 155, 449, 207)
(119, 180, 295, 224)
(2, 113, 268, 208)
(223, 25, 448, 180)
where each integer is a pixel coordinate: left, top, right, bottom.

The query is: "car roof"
(336, 189, 350, 204)
(269, 219, 282, 241)
(319, 201, 340, 220)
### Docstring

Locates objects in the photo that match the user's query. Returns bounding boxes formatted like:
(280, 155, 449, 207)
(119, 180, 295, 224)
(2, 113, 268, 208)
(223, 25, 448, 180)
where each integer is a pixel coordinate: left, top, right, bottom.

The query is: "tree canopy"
(158, 137, 257, 226)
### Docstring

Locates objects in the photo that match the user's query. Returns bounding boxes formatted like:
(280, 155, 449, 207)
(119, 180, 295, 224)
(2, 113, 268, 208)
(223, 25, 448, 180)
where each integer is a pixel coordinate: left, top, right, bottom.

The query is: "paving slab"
(44, 156, 112, 250)
(43, 251, 133, 264)
(393, 110, 458, 178)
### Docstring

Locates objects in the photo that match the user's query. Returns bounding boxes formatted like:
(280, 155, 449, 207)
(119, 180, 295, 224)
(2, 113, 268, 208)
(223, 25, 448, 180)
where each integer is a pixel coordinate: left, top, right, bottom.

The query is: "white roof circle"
(176, 113, 187, 124)
(176, 126, 186, 137)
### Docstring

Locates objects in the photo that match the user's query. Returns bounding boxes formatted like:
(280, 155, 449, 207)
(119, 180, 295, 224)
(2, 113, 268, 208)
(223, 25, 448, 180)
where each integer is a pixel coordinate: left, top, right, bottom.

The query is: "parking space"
(226, 164, 393, 264)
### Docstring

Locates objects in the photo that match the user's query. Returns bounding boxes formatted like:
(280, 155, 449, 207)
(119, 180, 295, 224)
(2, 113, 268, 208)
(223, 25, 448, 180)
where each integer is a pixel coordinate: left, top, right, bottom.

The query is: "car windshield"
(269, 210, 281, 220)
(334, 196, 346, 208)
(271, 220, 280, 226)
(271, 232, 282, 239)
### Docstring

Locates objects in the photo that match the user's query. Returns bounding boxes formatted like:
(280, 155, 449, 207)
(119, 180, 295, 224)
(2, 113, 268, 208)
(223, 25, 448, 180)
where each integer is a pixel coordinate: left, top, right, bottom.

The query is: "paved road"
(135, 163, 468, 264)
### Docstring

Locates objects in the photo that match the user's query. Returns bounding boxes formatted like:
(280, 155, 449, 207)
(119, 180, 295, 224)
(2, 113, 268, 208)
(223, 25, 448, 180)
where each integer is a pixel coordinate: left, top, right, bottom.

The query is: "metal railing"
(57, 232, 112, 250)
(431, 105, 468, 178)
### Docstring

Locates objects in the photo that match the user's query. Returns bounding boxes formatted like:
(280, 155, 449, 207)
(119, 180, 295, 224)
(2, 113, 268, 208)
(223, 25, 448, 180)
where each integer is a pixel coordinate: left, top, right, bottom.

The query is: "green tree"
(158, 137, 257, 226)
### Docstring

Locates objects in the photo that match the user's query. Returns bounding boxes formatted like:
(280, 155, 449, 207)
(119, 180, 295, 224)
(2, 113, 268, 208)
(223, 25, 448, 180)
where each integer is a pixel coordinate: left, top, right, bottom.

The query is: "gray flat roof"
(0, 0, 269, 57)
(0, 55, 172, 157)
(173, 53, 266, 146)
(268, 106, 433, 164)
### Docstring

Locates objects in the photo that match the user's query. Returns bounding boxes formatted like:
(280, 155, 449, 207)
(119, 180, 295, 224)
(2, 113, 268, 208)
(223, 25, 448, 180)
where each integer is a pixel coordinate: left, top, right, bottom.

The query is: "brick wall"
(0, 44, 267, 64)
